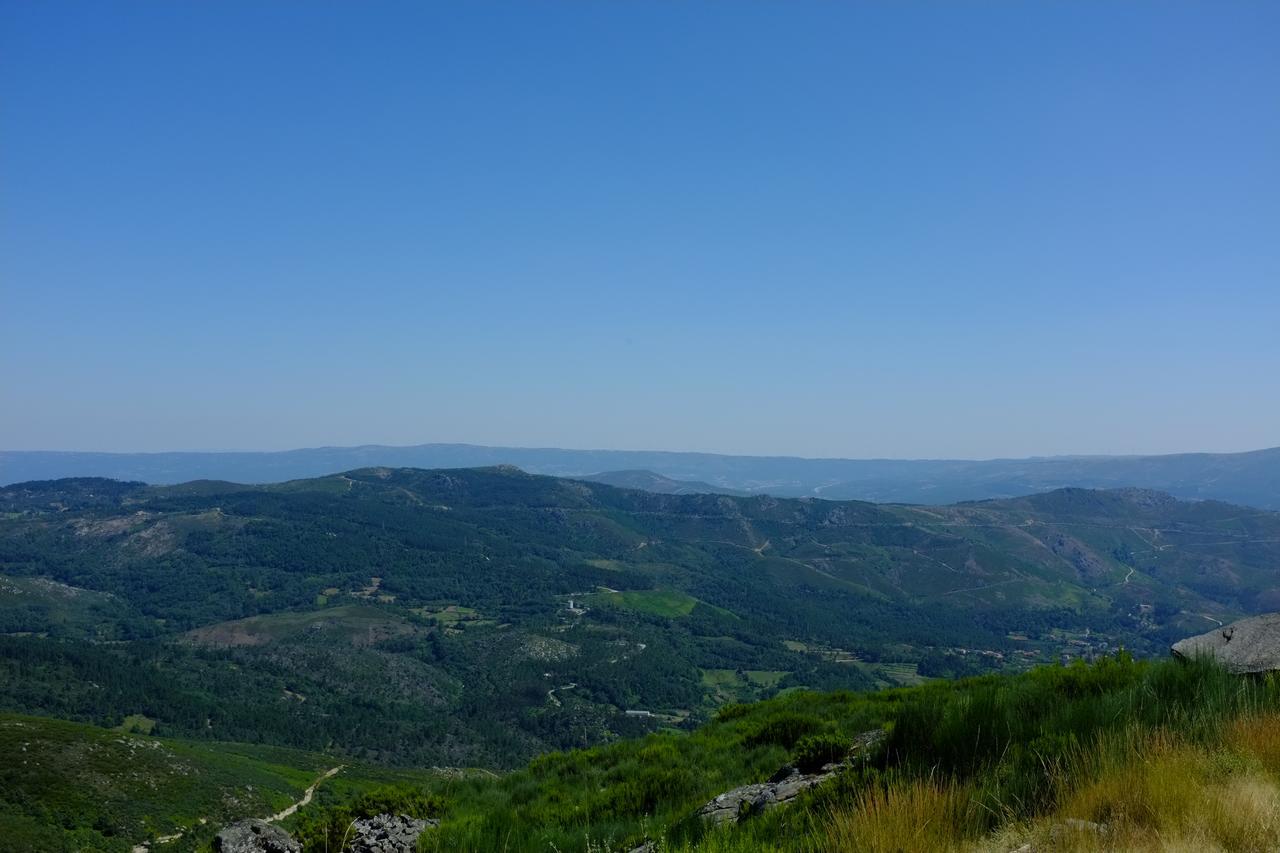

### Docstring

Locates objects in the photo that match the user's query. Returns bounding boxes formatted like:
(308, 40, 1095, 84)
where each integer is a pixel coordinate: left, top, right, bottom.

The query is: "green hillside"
(13, 655, 1280, 852)
(2, 469, 1279, 771)
(0, 713, 442, 853)
(403, 653, 1280, 852)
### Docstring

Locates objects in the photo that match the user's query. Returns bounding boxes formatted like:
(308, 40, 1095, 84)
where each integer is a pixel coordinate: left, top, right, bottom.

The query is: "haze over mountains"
(5, 443, 1280, 508)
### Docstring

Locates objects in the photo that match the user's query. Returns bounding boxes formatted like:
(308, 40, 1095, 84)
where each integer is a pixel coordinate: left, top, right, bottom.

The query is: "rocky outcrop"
(1009, 818, 1108, 852)
(696, 729, 885, 825)
(347, 813, 438, 853)
(695, 782, 774, 825)
(213, 819, 300, 853)
(1171, 613, 1280, 674)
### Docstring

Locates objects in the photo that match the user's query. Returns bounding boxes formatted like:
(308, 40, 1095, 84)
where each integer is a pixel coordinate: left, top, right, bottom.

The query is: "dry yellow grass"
(1025, 725, 1280, 852)
(814, 723, 1280, 853)
(822, 777, 984, 853)
(1227, 712, 1280, 774)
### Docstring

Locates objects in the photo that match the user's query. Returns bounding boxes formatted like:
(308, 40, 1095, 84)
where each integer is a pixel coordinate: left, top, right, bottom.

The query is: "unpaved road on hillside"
(268, 765, 344, 822)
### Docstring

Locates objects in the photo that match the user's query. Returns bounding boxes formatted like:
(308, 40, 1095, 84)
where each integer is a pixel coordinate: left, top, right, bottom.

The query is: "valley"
(3, 467, 1279, 778)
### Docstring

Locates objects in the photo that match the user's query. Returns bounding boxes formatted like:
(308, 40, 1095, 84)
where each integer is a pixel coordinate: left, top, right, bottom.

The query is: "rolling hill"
(4, 443, 1280, 507)
(2, 467, 1279, 774)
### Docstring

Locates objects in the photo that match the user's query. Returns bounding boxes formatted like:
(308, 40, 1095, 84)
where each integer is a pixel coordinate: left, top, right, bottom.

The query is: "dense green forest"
(3, 468, 1278, 771)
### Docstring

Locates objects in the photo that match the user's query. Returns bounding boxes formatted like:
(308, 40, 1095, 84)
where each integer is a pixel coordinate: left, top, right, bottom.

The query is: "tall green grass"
(883, 652, 1280, 824)
(396, 653, 1280, 852)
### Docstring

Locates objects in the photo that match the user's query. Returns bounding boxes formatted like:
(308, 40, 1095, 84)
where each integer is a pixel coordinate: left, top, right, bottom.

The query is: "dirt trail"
(267, 765, 344, 822)
(131, 765, 343, 851)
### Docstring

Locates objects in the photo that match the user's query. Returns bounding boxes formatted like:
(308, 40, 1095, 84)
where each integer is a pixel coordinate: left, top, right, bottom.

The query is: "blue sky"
(3, 2, 1277, 458)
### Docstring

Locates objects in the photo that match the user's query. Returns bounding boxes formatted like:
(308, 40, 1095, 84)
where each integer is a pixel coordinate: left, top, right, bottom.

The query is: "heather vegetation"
(0, 712, 439, 852)
(400, 654, 1280, 852)
(8, 649, 1280, 851)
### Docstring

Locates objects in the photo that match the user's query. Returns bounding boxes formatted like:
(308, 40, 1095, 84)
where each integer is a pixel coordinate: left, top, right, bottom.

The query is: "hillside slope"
(0, 713, 439, 853)
(15, 654, 1280, 852)
(2, 469, 1279, 770)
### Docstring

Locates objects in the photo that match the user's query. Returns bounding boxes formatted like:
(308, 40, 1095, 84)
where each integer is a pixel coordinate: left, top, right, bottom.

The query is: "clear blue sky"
(3, 2, 1277, 458)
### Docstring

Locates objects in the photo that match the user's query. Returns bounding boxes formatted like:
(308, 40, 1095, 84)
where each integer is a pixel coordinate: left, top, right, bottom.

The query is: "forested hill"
(5, 443, 1280, 508)
(2, 467, 1279, 770)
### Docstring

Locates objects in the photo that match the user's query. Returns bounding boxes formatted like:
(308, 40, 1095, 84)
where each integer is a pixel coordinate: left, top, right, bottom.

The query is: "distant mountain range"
(578, 469, 746, 496)
(3, 443, 1279, 507)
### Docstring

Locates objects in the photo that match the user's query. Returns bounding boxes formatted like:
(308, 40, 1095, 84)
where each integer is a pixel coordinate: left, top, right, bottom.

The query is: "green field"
(699, 668, 791, 705)
(859, 661, 925, 688)
(412, 603, 485, 625)
(593, 588, 700, 617)
(114, 713, 156, 734)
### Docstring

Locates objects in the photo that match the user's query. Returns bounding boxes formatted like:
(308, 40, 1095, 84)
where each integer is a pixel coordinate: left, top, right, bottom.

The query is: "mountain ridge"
(4, 443, 1280, 508)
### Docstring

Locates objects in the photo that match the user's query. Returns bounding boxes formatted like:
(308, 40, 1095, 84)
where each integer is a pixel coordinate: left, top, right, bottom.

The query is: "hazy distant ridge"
(3, 443, 1279, 508)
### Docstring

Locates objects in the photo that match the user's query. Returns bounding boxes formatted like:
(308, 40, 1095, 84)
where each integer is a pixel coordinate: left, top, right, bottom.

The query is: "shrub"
(714, 703, 752, 723)
(791, 733, 849, 773)
(744, 713, 824, 749)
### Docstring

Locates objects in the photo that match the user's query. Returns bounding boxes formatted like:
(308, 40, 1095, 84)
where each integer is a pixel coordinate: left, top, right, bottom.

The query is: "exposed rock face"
(213, 819, 301, 853)
(1171, 613, 1280, 674)
(695, 782, 774, 824)
(696, 729, 885, 825)
(347, 813, 438, 853)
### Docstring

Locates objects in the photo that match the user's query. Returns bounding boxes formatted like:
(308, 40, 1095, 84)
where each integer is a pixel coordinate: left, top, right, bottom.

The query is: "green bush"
(744, 713, 824, 749)
(791, 733, 850, 773)
(714, 703, 752, 722)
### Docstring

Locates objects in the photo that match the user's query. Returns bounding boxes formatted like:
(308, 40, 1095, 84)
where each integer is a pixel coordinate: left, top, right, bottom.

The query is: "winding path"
(267, 765, 344, 822)
(547, 682, 577, 708)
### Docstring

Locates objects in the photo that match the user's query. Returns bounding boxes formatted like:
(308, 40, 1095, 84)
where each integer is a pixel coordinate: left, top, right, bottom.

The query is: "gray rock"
(1048, 818, 1107, 844)
(347, 813, 438, 853)
(695, 783, 771, 825)
(696, 729, 886, 825)
(697, 770, 836, 824)
(213, 819, 300, 853)
(1171, 613, 1280, 674)
(625, 841, 657, 853)
(849, 728, 887, 757)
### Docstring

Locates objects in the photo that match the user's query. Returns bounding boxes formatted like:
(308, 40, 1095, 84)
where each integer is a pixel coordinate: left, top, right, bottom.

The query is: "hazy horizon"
(4, 2, 1278, 459)
(4, 438, 1277, 463)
